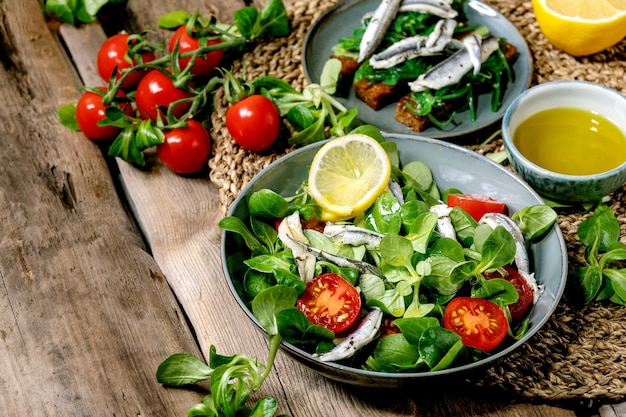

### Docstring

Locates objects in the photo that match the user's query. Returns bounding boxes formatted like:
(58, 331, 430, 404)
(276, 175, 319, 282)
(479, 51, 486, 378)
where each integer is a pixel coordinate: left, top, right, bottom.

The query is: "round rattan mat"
(208, 0, 626, 402)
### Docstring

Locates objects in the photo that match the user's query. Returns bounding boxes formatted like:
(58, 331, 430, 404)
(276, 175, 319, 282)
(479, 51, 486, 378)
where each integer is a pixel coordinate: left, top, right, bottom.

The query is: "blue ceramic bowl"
(502, 80, 626, 203)
(221, 134, 568, 387)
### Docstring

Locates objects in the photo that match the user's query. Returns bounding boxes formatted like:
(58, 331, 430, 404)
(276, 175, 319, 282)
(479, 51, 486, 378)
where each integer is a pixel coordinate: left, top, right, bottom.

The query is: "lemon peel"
(308, 134, 391, 222)
(532, 0, 626, 56)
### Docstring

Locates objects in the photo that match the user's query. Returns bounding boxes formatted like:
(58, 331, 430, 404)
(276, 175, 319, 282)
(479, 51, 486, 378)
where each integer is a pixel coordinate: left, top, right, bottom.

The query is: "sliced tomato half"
(447, 193, 507, 222)
(296, 273, 361, 333)
(484, 266, 534, 321)
(443, 297, 508, 352)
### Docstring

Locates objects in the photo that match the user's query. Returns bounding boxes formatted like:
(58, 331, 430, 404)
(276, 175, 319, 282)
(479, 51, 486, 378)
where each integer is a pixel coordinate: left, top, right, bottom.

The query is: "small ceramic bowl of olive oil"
(502, 80, 626, 203)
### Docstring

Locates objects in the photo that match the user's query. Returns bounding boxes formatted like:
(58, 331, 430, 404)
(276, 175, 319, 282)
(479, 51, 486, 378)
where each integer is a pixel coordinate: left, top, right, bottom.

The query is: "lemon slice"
(308, 134, 391, 222)
(532, 0, 626, 56)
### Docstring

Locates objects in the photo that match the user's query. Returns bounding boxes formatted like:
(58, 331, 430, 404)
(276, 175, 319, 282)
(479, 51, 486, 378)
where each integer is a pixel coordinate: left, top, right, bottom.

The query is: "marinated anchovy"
(462, 33, 482, 76)
(370, 35, 429, 69)
(358, 0, 403, 63)
(408, 35, 499, 92)
(277, 212, 316, 282)
(479, 212, 529, 274)
(430, 204, 457, 240)
(479, 213, 543, 301)
(388, 179, 405, 205)
(315, 307, 383, 362)
(289, 237, 386, 279)
(369, 18, 457, 69)
(397, 0, 458, 18)
(324, 223, 384, 248)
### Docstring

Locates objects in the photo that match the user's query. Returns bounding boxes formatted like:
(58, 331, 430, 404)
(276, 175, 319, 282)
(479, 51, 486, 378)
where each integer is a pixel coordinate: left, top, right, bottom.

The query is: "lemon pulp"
(308, 134, 391, 221)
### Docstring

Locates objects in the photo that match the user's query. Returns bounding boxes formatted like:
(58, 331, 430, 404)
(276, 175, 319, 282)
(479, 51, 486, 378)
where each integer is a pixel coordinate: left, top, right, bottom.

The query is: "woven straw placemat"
(209, 0, 626, 402)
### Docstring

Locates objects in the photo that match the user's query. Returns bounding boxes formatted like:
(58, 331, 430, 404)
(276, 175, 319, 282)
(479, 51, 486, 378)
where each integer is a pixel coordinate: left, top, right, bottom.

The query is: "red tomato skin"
(168, 27, 223, 77)
(225, 95, 281, 152)
(157, 120, 212, 174)
(484, 266, 534, 321)
(447, 194, 507, 222)
(135, 70, 194, 121)
(97, 33, 155, 89)
(443, 297, 508, 352)
(76, 88, 133, 140)
(296, 273, 362, 334)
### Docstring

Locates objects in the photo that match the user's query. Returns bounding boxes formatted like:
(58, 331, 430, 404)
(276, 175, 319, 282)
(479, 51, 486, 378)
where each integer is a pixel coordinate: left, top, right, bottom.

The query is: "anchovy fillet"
(397, 0, 458, 18)
(316, 307, 383, 362)
(430, 204, 457, 240)
(408, 35, 499, 92)
(323, 223, 384, 248)
(358, 0, 403, 63)
(277, 212, 316, 282)
(462, 34, 483, 76)
(479, 212, 529, 274)
(369, 18, 457, 69)
(479, 212, 542, 302)
(288, 237, 385, 279)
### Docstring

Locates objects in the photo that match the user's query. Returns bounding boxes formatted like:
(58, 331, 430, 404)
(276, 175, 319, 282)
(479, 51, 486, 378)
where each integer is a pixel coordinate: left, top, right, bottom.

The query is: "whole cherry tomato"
(135, 69, 194, 122)
(168, 26, 223, 77)
(443, 297, 508, 352)
(225, 95, 281, 152)
(296, 273, 362, 333)
(97, 33, 155, 89)
(75, 87, 133, 140)
(156, 120, 212, 174)
(447, 193, 507, 222)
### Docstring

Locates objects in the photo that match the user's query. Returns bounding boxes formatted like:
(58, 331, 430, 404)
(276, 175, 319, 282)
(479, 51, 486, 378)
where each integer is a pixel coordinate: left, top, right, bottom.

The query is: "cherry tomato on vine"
(296, 273, 361, 333)
(225, 95, 281, 152)
(447, 194, 507, 222)
(443, 297, 508, 352)
(484, 266, 534, 321)
(75, 87, 133, 140)
(97, 33, 155, 89)
(168, 26, 223, 77)
(135, 69, 194, 122)
(156, 120, 212, 174)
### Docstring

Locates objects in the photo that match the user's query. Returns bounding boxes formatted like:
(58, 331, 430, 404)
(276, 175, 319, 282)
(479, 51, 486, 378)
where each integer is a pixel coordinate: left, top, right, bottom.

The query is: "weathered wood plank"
(55, 1, 580, 416)
(0, 0, 204, 415)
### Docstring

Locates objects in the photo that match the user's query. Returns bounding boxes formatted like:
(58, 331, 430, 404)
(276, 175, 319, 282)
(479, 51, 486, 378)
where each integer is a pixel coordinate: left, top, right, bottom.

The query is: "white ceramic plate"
(302, 0, 533, 140)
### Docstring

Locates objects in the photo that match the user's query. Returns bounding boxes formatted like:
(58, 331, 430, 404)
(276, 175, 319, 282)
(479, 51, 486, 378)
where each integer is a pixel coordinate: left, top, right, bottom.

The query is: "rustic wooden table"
(0, 0, 622, 415)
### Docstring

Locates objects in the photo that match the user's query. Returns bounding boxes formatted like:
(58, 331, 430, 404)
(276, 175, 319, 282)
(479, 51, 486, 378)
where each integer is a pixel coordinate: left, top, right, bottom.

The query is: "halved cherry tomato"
(443, 297, 508, 352)
(97, 33, 155, 89)
(168, 26, 223, 77)
(296, 273, 361, 333)
(484, 266, 534, 321)
(156, 120, 212, 174)
(135, 69, 194, 121)
(75, 87, 133, 140)
(447, 193, 507, 222)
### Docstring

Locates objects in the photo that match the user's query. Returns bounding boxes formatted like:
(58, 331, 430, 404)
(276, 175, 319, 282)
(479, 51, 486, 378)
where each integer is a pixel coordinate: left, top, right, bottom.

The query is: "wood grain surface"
(0, 0, 611, 415)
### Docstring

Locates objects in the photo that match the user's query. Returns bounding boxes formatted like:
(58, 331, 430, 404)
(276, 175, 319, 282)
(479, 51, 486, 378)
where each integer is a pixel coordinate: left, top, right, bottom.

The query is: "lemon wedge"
(308, 134, 392, 222)
(532, 0, 626, 56)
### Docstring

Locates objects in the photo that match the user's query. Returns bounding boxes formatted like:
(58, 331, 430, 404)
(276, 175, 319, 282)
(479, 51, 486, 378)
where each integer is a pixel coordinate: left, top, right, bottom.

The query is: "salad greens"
(220, 132, 557, 373)
(156, 286, 293, 417)
(566, 204, 626, 306)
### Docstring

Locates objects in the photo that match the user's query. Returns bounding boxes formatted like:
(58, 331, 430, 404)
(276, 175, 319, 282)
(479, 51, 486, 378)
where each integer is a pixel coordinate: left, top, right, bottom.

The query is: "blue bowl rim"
(221, 134, 568, 382)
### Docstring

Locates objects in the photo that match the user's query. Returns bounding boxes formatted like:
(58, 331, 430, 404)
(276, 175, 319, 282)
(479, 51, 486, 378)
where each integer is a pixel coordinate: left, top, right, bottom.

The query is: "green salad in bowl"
(220, 131, 567, 387)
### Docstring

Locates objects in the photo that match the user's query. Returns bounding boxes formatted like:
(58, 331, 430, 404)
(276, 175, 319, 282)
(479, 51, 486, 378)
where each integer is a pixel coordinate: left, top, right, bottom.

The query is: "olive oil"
(513, 107, 626, 175)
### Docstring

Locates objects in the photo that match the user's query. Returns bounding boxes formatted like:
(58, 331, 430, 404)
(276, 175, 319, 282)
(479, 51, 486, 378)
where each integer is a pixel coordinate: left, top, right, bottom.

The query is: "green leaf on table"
(158, 10, 191, 29)
(58, 103, 79, 131)
(156, 352, 213, 386)
(578, 204, 620, 251)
